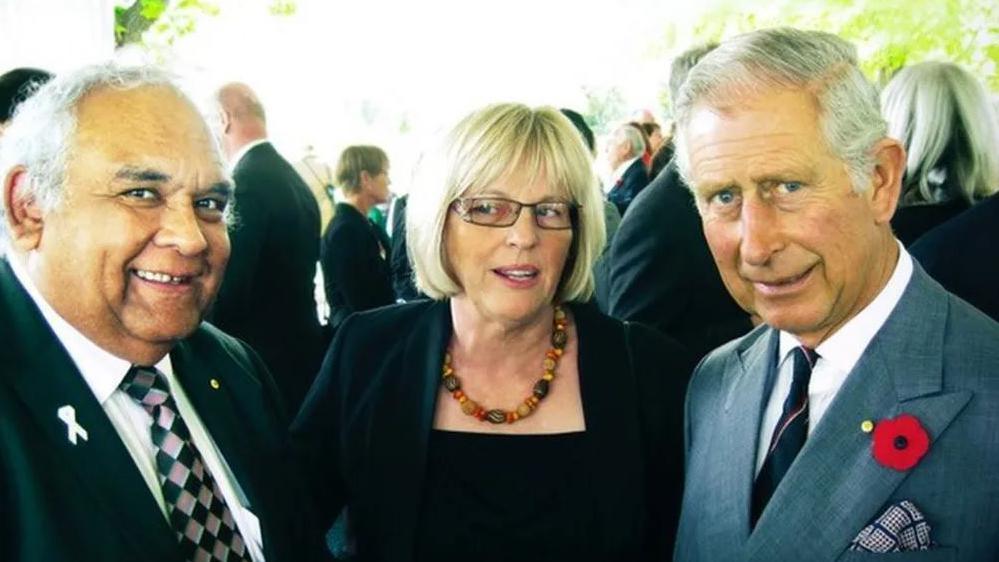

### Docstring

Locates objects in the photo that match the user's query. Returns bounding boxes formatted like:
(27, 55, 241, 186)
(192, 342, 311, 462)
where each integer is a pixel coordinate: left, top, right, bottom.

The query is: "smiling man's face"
(26, 84, 231, 364)
(684, 87, 899, 346)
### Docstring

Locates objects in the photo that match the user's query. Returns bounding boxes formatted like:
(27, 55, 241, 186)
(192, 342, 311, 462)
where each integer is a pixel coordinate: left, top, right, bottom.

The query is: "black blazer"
(891, 199, 970, 247)
(211, 141, 324, 413)
(292, 299, 693, 562)
(388, 195, 423, 301)
(596, 161, 752, 361)
(607, 158, 650, 215)
(0, 260, 325, 562)
(320, 203, 395, 329)
(910, 193, 999, 321)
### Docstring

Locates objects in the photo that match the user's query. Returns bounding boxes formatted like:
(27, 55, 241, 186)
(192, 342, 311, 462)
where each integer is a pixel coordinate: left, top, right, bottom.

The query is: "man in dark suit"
(673, 29, 999, 560)
(0, 64, 322, 561)
(596, 42, 751, 361)
(605, 123, 649, 215)
(212, 83, 324, 413)
(910, 193, 999, 321)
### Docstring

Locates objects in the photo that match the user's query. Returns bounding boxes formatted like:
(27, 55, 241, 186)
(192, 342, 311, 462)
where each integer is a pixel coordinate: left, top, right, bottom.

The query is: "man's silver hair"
(673, 28, 886, 192)
(616, 124, 647, 159)
(0, 63, 225, 242)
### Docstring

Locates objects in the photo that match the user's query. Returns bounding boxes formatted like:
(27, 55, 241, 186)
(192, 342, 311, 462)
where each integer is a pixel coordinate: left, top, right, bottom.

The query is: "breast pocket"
(837, 546, 957, 562)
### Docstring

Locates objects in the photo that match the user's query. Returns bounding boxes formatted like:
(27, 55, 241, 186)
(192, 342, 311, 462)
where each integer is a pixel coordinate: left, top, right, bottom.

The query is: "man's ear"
(866, 137, 905, 225)
(4, 167, 45, 251)
(359, 170, 372, 188)
(218, 108, 232, 134)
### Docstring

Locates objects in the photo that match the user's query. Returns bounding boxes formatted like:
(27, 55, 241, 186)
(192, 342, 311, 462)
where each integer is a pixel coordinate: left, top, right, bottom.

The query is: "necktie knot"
(121, 365, 171, 411)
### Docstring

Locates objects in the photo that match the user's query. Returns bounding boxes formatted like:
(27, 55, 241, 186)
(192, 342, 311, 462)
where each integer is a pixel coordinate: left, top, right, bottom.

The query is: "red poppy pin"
(870, 414, 930, 471)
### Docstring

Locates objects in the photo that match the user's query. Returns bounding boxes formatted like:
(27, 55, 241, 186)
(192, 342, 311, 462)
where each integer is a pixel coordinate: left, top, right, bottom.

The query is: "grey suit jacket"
(674, 264, 999, 562)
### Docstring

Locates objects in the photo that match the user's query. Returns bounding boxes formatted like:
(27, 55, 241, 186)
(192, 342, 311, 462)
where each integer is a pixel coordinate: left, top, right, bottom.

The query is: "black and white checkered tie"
(121, 366, 251, 562)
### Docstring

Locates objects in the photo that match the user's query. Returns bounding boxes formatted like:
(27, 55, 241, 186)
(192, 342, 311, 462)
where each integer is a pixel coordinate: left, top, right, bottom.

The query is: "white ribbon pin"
(57, 405, 89, 445)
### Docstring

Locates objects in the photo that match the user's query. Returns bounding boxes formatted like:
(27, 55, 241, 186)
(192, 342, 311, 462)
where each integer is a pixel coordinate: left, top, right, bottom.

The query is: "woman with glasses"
(293, 103, 693, 562)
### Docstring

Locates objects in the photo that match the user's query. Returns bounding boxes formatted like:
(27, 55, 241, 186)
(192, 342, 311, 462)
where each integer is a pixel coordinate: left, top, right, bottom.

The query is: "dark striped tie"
(751, 346, 819, 526)
(121, 366, 251, 562)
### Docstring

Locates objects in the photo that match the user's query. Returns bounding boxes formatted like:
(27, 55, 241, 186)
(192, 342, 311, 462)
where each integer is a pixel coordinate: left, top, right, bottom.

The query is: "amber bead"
(542, 372, 554, 381)
(452, 389, 465, 399)
(461, 399, 479, 415)
(554, 307, 566, 321)
(543, 357, 556, 370)
(517, 403, 533, 417)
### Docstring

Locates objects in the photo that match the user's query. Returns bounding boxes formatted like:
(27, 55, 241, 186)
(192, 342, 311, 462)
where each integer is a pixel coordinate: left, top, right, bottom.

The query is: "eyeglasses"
(451, 197, 577, 230)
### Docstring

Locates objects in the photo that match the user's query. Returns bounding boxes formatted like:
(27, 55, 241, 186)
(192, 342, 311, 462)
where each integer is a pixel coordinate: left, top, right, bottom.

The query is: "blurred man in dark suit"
(597, 42, 751, 361)
(212, 82, 324, 413)
(605, 123, 649, 215)
(0, 64, 322, 562)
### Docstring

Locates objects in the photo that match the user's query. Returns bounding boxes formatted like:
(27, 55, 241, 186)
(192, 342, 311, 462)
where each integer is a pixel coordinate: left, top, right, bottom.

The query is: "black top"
(320, 202, 395, 330)
(292, 300, 694, 562)
(890, 200, 970, 247)
(415, 430, 620, 562)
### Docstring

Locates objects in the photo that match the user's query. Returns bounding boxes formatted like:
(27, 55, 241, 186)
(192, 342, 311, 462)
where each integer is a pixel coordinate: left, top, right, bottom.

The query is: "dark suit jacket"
(910, 193, 999, 321)
(388, 195, 422, 302)
(320, 203, 395, 330)
(0, 260, 325, 562)
(292, 299, 693, 562)
(891, 199, 970, 247)
(596, 161, 752, 361)
(212, 141, 324, 413)
(607, 158, 649, 215)
(675, 265, 999, 561)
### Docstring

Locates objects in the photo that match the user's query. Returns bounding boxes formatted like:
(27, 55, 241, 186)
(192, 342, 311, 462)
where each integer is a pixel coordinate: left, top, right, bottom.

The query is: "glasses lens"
(535, 202, 573, 229)
(462, 198, 518, 226)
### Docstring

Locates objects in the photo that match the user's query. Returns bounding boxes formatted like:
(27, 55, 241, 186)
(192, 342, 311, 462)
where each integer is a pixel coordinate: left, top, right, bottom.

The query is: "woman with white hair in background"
(292, 103, 692, 561)
(881, 61, 999, 245)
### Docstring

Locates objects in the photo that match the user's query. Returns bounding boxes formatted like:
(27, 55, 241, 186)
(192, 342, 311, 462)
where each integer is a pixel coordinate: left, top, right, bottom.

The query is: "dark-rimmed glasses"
(450, 197, 577, 230)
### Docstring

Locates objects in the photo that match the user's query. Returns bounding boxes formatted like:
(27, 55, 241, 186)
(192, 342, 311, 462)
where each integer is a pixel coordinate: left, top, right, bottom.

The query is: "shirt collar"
(6, 252, 174, 404)
(610, 156, 640, 186)
(228, 138, 269, 173)
(779, 240, 913, 373)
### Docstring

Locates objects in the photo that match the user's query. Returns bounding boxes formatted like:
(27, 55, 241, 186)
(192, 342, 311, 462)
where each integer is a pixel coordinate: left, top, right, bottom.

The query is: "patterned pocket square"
(849, 500, 933, 553)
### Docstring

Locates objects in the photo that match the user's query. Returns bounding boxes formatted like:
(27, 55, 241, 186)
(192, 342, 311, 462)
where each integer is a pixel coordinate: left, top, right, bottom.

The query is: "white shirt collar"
(228, 138, 269, 173)
(779, 240, 913, 374)
(6, 252, 174, 405)
(609, 156, 640, 186)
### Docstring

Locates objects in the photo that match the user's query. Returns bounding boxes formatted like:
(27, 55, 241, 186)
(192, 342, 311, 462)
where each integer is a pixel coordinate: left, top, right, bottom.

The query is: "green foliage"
(581, 85, 628, 136)
(685, 0, 999, 90)
(115, 0, 296, 48)
(268, 0, 297, 16)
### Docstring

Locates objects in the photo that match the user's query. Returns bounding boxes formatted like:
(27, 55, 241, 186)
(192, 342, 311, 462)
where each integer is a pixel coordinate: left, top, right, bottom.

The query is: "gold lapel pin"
(861, 419, 875, 433)
(210, 378, 221, 390)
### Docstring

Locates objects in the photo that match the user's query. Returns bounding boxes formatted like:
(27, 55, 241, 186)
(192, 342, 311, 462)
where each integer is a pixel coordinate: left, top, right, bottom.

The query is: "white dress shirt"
(604, 156, 640, 194)
(755, 242, 914, 475)
(9, 253, 265, 561)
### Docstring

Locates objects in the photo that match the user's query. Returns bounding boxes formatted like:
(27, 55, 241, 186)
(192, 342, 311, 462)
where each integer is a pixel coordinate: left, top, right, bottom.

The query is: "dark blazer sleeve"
(625, 321, 695, 561)
(290, 317, 353, 527)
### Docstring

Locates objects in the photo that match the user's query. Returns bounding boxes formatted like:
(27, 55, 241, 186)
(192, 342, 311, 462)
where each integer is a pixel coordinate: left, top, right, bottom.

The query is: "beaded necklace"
(441, 305, 568, 424)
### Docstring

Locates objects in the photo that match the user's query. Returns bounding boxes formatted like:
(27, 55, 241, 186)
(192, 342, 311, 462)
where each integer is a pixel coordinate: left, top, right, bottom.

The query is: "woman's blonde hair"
(406, 102, 605, 303)
(335, 145, 388, 194)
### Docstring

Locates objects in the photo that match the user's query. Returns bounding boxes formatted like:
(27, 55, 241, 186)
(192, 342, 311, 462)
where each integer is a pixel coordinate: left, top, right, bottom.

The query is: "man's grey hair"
(616, 124, 647, 158)
(673, 28, 886, 192)
(668, 42, 719, 106)
(0, 63, 225, 242)
(881, 61, 999, 206)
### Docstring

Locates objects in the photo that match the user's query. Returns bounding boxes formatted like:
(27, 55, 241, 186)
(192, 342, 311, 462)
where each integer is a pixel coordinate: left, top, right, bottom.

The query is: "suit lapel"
(372, 300, 449, 560)
(0, 261, 179, 560)
(169, 336, 262, 511)
(747, 266, 971, 560)
(718, 328, 780, 541)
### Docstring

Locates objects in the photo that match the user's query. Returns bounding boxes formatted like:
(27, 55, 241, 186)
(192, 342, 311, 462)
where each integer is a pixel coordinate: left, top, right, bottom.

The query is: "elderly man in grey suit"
(672, 28, 999, 561)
